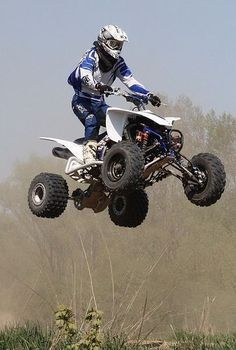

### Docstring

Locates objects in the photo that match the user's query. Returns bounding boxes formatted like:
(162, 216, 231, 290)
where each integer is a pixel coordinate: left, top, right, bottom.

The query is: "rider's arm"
(68, 48, 99, 91)
(115, 57, 150, 95)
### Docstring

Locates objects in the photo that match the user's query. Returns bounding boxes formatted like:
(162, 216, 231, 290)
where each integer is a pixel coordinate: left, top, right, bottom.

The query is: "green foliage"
(51, 306, 103, 350)
(75, 308, 103, 350)
(50, 305, 78, 349)
(54, 305, 77, 338)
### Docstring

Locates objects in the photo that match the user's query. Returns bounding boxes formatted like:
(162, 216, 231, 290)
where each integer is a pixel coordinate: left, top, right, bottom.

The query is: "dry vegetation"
(0, 95, 235, 342)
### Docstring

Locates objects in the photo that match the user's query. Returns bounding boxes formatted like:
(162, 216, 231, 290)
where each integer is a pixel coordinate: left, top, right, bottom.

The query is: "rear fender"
(40, 137, 83, 163)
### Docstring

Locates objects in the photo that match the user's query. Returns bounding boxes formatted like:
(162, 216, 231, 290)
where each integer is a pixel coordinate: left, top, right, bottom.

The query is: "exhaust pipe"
(65, 156, 103, 175)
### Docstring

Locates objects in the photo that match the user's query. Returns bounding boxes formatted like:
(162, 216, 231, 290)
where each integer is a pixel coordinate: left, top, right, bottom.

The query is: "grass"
(0, 323, 145, 350)
(0, 322, 52, 350)
(2, 324, 236, 350)
(173, 330, 236, 350)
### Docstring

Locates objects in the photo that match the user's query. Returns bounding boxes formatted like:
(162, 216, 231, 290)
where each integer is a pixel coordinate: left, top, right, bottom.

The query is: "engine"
(124, 118, 184, 164)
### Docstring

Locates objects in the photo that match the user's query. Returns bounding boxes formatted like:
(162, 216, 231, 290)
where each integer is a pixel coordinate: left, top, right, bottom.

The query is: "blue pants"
(72, 94, 109, 142)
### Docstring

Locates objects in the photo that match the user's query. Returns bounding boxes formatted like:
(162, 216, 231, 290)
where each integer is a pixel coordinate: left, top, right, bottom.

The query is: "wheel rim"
(107, 154, 126, 182)
(32, 183, 46, 205)
(112, 195, 127, 216)
(191, 166, 208, 192)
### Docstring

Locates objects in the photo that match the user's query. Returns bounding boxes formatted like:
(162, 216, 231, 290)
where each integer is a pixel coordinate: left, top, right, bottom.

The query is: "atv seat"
(52, 132, 108, 160)
(73, 137, 84, 145)
(73, 131, 107, 145)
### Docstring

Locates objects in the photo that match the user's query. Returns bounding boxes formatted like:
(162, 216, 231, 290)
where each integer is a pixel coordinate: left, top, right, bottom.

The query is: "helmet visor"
(106, 39, 123, 50)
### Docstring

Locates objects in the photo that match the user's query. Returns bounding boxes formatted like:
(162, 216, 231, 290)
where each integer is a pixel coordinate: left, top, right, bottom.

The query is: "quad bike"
(28, 89, 226, 227)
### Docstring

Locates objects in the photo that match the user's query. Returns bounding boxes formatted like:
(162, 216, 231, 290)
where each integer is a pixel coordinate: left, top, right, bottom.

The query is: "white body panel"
(40, 137, 84, 162)
(41, 108, 181, 155)
(106, 107, 181, 142)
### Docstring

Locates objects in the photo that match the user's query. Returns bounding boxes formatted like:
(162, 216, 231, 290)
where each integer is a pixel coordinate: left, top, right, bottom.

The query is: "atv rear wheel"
(108, 188, 149, 228)
(28, 173, 69, 218)
(183, 153, 226, 207)
(101, 141, 144, 191)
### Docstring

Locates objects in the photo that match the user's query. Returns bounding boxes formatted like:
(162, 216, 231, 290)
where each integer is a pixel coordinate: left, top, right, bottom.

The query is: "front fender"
(106, 107, 181, 142)
(106, 107, 130, 142)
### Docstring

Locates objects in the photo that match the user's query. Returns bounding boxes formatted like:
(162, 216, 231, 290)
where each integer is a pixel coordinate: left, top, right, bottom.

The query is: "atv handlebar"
(103, 88, 167, 108)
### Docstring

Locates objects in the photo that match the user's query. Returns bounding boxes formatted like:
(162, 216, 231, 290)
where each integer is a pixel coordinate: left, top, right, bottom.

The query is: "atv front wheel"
(101, 141, 144, 191)
(108, 188, 149, 228)
(28, 173, 69, 218)
(183, 153, 226, 207)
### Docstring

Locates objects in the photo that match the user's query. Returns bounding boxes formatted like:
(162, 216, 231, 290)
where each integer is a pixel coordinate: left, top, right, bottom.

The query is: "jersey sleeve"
(68, 48, 98, 90)
(115, 58, 150, 95)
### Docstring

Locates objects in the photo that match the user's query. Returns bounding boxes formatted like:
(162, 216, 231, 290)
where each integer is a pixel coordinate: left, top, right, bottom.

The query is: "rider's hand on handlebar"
(148, 93, 161, 107)
(95, 83, 113, 95)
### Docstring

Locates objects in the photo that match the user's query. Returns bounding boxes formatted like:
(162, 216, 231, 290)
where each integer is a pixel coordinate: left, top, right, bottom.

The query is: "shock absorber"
(135, 129, 150, 150)
(135, 130, 143, 144)
(142, 130, 149, 150)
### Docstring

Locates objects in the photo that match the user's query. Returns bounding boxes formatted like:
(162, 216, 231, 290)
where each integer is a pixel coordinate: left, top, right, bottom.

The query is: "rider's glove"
(95, 83, 113, 95)
(148, 93, 161, 107)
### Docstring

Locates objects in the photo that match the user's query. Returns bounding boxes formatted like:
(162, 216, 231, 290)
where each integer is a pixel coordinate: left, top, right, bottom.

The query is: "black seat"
(73, 131, 107, 145)
(73, 137, 84, 145)
(52, 132, 108, 160)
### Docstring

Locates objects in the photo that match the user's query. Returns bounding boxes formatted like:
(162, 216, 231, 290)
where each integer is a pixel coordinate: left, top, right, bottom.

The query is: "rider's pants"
(72, 94, 109, 142)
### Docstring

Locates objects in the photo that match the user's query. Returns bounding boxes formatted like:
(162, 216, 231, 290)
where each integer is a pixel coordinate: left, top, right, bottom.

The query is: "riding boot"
(83, 140, 97, 164)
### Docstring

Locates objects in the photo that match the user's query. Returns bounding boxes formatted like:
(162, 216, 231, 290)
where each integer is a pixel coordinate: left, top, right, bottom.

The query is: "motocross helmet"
(97, 25, 128, 60)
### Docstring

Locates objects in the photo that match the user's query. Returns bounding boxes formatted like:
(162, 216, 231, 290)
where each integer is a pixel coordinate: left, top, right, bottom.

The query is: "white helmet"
(98, 25, 128, 59)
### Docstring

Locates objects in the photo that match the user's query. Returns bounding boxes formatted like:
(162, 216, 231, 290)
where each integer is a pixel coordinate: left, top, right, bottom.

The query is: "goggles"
(106, 39, 123, 50)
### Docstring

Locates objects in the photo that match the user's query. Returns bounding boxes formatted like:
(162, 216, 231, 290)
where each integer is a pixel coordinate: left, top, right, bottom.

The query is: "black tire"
(183, 153, 226, 207)
(28, 173, 69, 218)
(101, 141, 144, 191)
(108, 188, 149, 228)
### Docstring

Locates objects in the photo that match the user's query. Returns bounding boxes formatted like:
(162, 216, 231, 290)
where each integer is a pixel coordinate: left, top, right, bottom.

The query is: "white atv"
(28, 89, 226, 227)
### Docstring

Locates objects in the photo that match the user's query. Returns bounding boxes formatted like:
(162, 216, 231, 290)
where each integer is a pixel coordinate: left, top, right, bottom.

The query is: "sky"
(0, 0, 235, 180)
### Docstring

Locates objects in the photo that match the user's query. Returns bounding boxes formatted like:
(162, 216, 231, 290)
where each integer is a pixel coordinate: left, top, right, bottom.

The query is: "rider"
(68, 24, 161, 164)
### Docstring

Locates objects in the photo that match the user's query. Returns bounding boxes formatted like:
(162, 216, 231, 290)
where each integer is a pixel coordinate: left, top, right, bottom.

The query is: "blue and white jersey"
(68, 46, 150, 101)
